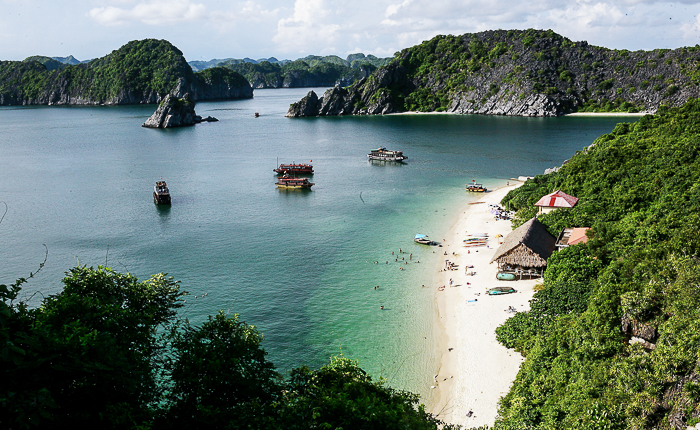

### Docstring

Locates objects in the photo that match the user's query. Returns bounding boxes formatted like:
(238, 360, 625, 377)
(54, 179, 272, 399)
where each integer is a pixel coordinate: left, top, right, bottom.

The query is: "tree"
(273, 356, 451, 430)
(1, 266, 183, 429)
(163, 311, 280, 429)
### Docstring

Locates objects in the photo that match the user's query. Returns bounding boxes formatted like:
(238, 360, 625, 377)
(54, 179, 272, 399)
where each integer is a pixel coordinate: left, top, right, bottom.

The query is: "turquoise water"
(0, 88, 629, 401)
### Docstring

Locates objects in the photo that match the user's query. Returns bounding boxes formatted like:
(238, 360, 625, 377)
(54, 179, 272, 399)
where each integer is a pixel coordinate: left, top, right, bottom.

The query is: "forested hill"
(0, 39, 252, 106)
(210, 54, 391, 89)
(491, 100, 700, 429)
(287, 29, 700, 117)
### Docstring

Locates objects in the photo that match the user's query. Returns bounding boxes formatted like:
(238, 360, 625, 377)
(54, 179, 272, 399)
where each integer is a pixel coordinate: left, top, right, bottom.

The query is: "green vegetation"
(1, 266, 451, 429)
(0, 39, 250, 105)
(493, 99, 700, 429)
(322, 28, 700, 117)
(216, 54, 388, 88)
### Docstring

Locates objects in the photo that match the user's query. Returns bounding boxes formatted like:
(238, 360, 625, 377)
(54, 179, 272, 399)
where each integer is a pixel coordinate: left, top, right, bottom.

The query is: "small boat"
(496, 273, 517, 281)
(414, 234, 433, 245)
(274, 161, 314, 175)
(368, 147, 408, 162)
(254, 112, 260, 117)
(276, 175, 314, 189)
(488, 286, 517, 294)
(154, 179, 171, 205)
(466, 182, 487, 192)
(467, 233, 489, 237)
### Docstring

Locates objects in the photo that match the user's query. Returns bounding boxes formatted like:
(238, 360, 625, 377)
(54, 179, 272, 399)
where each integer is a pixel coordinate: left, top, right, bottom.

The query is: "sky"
(2, 0, 700, 62)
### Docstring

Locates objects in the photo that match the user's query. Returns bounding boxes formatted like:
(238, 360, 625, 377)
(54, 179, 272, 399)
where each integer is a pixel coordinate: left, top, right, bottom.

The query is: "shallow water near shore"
(0, 88, 629, 402)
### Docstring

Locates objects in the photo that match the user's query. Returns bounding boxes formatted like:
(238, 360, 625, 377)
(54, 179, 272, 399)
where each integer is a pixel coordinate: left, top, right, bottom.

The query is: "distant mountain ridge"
(287, 29, 700, 117)
(0, 39, 252, 106)
(191, 53, 391, 89)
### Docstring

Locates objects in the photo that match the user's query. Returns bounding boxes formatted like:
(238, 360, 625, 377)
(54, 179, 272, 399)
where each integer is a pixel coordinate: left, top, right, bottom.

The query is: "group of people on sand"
(443, 260, 458, 271)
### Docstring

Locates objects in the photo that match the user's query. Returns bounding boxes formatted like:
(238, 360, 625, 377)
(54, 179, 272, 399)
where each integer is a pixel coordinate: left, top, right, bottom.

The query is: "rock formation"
(0, 39, 253, 106)
(287, 29, 700, 117)
(142, 94, 217, 128)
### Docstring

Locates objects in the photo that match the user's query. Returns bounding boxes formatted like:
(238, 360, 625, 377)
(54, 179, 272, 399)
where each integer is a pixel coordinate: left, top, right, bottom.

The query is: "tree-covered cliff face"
(219, 57, 380, 89)
(0, 39, 252, 106)
(287, 29, 700, 117)
(490, 100, 700, 429)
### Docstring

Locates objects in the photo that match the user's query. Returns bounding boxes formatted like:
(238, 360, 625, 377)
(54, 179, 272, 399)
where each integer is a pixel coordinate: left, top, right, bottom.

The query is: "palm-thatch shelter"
(490, 217, 556, 278)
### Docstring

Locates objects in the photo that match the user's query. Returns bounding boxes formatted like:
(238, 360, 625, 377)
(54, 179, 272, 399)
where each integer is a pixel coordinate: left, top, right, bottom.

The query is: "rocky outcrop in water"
(142, 94, 217, 128)
(287, 29, 700, 117)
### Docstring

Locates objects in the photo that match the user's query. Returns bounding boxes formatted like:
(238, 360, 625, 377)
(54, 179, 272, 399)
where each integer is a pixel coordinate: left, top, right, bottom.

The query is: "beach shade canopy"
(534, 190, 579, 209)
(490, 217, 556, 268)
(415, 234, 428, 239)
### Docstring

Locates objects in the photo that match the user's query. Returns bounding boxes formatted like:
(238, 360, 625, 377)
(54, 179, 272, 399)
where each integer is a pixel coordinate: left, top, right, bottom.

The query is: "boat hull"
(153, 192, 171, 205)
(274, 164, 314, 175)
(368, 155, 408, 162)
(275, 183, 313, 189)
(496, 273, 517, 281)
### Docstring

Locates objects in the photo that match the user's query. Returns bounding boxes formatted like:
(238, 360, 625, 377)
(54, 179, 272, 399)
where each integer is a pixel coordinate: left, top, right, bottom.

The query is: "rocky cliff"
(287, 29, 700, 117)
(142, 93, 217, 128)
(0, 39, 252, 106)
(221, 56, 381, 89)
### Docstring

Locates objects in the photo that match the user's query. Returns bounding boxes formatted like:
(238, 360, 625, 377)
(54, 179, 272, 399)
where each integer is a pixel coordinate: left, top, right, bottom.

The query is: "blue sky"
(2, 0, 700, 62)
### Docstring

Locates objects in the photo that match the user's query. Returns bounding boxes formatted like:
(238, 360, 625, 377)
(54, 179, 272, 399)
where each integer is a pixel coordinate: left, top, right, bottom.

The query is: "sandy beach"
(428, 182, 539, 428)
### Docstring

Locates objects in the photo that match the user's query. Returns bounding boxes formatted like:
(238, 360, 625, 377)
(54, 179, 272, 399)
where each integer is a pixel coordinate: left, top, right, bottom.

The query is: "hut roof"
(568, 227, 590, 245)
(490, 217, 556, 267)
(534, 190, 579, 208)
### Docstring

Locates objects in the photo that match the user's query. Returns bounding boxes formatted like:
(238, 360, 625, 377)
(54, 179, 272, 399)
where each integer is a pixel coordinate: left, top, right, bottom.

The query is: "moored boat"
(414, 234, 434, 245)
(274, 161, 314, 175)
(466, 182, 487, 192)
(276, 175, 314, 189)
(368, 147, 408, 162)
(154, 179, 171, 205)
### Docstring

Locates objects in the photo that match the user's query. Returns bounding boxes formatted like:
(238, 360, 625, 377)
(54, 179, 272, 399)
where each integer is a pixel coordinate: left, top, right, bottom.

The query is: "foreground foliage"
(1, 266, 445, 429)
(493, 99, 700, 429)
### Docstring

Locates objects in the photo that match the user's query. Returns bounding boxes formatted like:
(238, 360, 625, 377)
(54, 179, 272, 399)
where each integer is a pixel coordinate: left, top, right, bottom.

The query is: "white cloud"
(88, 0, 207, 26)
(272, 0, 341, 53)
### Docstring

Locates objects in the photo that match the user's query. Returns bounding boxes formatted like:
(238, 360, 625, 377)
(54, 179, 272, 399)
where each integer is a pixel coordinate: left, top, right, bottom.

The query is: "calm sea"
(0, 88, 628, 402)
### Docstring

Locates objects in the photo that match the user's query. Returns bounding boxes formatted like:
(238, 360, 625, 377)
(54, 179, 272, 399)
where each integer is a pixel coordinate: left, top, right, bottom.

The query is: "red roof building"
(534, 190, 579, 214)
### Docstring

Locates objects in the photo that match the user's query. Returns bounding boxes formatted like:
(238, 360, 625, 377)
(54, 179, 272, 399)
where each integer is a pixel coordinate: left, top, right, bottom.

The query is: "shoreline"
(428, 182, 539, 427)
(388, 111, 650, 117)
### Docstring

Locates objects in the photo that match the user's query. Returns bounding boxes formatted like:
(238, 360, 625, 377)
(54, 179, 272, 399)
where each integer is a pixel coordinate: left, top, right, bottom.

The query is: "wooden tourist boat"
(368, 147, 408, 162)
(275, 175, 314, 189)
(154, 179, 171, 205)
(274, 161, 314, 175)
(466, 182, 487, 192)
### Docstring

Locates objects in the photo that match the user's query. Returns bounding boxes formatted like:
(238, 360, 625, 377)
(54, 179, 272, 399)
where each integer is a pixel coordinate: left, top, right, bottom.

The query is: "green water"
(0, 88, 631, 401)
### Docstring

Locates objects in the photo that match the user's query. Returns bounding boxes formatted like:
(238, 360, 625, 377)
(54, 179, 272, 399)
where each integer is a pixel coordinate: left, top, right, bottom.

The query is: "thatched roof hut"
(490, 217, 556, 269)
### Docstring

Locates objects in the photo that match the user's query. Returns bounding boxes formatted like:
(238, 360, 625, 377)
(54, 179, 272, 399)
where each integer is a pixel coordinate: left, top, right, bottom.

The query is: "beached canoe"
(487, 286, 516, 295)
(496, 272, 517, 281)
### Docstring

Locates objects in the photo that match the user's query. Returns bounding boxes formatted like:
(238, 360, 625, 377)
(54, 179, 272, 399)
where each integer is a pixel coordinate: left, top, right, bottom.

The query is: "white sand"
(428, 183, 540, 427)
(564, 112, 648, 117)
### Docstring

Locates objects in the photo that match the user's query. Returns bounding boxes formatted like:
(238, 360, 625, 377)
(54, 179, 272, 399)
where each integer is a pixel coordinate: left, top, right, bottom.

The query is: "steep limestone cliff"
(0, 39, 252, 106)
(287, 29, 700, 117)
(142, 93, 217, 128)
